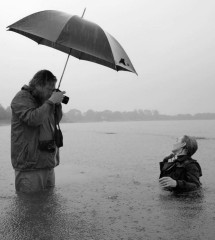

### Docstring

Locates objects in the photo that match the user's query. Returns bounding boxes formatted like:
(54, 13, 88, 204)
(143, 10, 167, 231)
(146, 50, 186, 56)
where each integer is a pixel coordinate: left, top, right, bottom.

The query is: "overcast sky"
(1, 0, 215, 115)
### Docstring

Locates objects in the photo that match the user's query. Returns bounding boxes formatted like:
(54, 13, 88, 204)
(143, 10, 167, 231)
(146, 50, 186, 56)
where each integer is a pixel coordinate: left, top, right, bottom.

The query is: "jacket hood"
(176, 155, 202, 177)
(21, 84, 32, 91)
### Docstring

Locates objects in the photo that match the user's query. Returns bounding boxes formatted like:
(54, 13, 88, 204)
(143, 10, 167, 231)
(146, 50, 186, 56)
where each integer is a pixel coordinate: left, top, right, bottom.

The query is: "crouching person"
(11, 70, 65, 193)
(159, 135, 202, 192)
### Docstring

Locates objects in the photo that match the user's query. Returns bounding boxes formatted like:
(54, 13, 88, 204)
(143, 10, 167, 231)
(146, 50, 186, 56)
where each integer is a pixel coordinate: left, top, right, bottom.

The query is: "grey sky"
(1, 0, 215, 114)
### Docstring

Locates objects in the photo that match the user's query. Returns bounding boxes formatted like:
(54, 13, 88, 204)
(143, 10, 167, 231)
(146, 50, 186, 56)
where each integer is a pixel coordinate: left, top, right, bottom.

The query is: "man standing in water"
(11, 70, 66, 193)
(159, 135, 202, 192)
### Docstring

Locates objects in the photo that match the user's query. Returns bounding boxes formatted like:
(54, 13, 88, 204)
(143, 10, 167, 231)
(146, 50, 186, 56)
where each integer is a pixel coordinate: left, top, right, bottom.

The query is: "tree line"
(0, 104, 11, 122)
(62, 109, 215, 122)
(1, 104, 215, 123)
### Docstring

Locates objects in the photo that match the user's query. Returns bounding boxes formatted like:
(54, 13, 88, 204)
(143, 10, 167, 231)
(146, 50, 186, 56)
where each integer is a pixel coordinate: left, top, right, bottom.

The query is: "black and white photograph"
(0, 0, 215, 239)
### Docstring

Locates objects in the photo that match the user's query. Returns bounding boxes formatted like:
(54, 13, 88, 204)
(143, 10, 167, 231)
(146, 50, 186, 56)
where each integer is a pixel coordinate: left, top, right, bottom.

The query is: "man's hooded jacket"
(11, 85, 62, 171)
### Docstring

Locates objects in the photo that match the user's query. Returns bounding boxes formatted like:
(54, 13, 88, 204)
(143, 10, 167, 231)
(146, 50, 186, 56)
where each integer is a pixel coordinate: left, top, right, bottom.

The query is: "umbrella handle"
(58, 49, 71, 89)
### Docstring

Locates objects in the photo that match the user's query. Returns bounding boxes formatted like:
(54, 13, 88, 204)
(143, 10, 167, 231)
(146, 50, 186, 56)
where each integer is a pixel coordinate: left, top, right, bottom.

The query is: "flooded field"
(0, 120, 215, 240)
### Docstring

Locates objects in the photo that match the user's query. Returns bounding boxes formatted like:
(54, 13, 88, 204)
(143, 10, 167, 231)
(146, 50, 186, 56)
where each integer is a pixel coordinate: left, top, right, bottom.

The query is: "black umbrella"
(7, 10, 137, 88)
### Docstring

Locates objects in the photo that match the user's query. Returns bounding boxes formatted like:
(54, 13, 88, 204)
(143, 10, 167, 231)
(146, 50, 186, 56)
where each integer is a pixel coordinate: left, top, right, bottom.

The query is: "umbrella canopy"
(7, 10, 137, 80)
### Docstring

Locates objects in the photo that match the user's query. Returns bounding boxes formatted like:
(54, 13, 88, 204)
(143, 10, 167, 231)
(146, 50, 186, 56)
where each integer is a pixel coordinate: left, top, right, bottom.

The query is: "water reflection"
(0, 189, 101, 240)
(1, 190, 60, 240)
(159, 188, 204, 212)
(158, 188, 206, 238)
(159, 187, 205, 201)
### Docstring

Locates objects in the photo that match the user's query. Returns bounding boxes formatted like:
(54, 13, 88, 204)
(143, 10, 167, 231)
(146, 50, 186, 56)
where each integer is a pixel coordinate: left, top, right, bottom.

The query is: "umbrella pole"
(81, 8, 86, 18)
(58, 49, 71, 89)
(57, 8, 86, 89)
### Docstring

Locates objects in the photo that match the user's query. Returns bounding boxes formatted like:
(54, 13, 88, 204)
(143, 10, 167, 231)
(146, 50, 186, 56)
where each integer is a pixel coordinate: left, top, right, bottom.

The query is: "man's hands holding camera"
(49, 90, 66, 104)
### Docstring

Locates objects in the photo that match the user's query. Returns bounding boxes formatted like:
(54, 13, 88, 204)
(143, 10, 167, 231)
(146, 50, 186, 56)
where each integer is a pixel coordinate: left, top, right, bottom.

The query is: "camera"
(55, 88, 69, 104)
(38, 140, 56, 153)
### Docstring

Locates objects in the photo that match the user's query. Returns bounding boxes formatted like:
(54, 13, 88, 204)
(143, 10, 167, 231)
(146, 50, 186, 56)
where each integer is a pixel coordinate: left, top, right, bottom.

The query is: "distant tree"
(63, 109, 83, 122)
(174, 114, 193, 120)
(143, 109, 153, 120)
(100, 110, 113, 121)
(111, 111, 123, 121)
(5, 106, 12, 120)
(194, 113, 215, 120)
(152, 110, 159, 116)
(84, 109, 101, 122)
(0, 104, 7, 120)
(143, 109, 152, 116)
(137, 109, 145, 120)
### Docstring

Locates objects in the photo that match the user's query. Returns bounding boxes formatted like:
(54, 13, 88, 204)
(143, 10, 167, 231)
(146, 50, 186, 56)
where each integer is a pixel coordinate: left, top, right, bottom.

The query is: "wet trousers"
(15, 168, 55, 193)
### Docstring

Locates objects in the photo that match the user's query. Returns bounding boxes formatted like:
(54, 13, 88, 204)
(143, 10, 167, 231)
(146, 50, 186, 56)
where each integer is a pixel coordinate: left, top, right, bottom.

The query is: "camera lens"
(62, 95, 69, 104)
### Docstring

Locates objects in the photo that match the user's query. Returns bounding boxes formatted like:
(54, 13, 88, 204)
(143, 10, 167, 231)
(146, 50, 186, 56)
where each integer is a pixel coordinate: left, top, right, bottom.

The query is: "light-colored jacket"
(11, 85, 62, 171)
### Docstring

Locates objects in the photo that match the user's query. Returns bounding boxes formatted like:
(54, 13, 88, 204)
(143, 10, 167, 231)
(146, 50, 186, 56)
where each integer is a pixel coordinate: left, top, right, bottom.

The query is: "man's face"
(36, 82, 56, 102)
(172, 136, 186, 154)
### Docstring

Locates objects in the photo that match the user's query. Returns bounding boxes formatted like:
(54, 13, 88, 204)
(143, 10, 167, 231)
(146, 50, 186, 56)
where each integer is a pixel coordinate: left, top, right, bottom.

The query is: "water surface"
(0, 120, 215, 239)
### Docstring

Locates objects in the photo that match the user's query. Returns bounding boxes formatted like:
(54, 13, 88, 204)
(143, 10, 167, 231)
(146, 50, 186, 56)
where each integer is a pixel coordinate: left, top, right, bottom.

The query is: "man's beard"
(32, 89, 46, 105)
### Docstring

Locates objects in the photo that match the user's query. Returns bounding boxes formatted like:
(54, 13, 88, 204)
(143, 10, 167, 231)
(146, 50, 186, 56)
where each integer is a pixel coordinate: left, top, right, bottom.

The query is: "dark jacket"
(160, 155, 202, 191)
(11, 85, 63, 171)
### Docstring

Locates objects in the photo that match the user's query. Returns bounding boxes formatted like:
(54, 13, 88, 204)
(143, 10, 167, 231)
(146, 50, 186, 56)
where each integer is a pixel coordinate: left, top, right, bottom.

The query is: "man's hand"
(163, 153, 175, 162)
(159, 177, 177, 189)
(49, 91, 66, 104)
